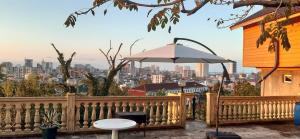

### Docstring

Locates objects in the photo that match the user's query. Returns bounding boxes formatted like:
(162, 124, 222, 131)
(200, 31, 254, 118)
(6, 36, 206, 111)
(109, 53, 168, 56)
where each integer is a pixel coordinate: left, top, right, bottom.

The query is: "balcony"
(0, 93, 300, 138)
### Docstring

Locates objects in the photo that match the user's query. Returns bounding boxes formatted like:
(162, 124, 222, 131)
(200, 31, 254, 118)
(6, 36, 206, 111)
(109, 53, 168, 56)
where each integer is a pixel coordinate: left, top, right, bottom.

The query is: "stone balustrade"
(206, 93, 300, 125)
(0, 93, 192, 136)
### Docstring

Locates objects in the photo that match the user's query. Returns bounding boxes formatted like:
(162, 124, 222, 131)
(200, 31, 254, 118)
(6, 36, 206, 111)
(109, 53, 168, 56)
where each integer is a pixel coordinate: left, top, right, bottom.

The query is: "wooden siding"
(243, 16, 300, 68)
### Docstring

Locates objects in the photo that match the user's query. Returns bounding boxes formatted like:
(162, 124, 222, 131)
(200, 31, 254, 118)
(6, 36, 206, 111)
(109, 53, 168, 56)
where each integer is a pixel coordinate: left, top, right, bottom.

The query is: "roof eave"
(230, 12, 300, 30)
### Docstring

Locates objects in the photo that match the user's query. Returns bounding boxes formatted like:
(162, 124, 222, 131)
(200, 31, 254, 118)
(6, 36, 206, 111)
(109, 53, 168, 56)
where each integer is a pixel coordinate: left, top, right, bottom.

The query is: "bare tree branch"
(181, 0, 210, 16)
(99, 48, 112, 66)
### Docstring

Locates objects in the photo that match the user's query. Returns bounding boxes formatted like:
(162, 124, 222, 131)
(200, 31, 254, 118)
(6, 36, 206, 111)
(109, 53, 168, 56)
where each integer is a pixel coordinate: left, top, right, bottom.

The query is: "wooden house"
(231, 7, 300, 96)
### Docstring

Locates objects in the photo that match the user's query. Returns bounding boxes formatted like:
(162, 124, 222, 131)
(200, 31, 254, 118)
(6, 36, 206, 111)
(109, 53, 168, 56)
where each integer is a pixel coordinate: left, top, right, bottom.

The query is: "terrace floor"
(8, 121, 300, 139)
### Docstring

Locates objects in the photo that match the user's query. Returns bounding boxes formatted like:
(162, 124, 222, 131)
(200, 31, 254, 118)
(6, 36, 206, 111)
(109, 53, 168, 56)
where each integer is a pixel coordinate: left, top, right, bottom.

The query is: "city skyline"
(0, 58, 252, 74)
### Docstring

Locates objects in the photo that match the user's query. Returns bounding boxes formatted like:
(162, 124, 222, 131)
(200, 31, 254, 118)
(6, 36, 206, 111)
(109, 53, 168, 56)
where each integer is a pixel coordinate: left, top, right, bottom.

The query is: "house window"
(283, 74, 292, 83)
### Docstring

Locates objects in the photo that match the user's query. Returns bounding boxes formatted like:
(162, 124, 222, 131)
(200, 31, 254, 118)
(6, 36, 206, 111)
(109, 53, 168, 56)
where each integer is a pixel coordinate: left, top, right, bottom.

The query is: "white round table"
(93, 118, 137, 139)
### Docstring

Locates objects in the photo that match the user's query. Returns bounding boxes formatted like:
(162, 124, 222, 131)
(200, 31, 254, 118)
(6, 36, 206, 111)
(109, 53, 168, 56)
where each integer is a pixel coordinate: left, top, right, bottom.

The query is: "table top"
(93, 118, 137, 130)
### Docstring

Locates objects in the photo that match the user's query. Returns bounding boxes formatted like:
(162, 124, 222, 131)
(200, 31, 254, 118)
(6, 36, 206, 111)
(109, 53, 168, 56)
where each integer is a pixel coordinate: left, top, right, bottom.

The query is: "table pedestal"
(112, 130, 118, 139)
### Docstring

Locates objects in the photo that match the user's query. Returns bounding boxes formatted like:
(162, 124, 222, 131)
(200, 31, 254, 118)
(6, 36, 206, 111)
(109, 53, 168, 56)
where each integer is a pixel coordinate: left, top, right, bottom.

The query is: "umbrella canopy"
(125, 43, 229, 63)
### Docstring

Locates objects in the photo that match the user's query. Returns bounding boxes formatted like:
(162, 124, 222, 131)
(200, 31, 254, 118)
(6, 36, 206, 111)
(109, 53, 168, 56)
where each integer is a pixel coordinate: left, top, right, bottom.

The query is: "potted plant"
(40, 109, 61, 139)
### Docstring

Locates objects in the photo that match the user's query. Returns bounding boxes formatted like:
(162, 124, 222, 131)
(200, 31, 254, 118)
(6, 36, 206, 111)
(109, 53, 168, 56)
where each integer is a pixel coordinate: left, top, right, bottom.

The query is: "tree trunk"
(101, 69, 118, 96)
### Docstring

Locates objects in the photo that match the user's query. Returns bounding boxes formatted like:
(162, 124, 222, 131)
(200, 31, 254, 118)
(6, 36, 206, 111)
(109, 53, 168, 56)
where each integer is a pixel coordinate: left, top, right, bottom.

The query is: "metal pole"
(173, 37, 229, 137)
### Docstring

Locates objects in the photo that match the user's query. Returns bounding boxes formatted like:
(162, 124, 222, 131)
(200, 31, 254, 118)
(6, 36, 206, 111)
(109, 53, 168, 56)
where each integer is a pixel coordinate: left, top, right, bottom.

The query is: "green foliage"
(257, 6, 293, 52)
(209, 81, 232, 96)
(147, 3, 180, 33)
(1, 79, 17, 97)
(108, 81, 128, 96)
(41, 109, 61, 128)
(0, 74, 57, 97)
(156, 89, 167, 96)
(233, 80, 260, 96)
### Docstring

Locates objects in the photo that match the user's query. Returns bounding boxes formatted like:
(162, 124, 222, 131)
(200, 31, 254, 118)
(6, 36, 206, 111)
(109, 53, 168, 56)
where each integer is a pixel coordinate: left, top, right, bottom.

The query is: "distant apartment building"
(175, 65, 183, 74)
(0, 62, 13, 74)
(128, 82, 208, 96)
(121, 63, 131, 74)
(228, 60, 237, 74)
(24, 59, 33, 67)
(41, 60, 53, 73)
(130, 61, 136, 76)
(150, 65, 160, 74)
(151, 74, 165, 83)
(183, 66, 192, 78)
(195, 63, 209, 78)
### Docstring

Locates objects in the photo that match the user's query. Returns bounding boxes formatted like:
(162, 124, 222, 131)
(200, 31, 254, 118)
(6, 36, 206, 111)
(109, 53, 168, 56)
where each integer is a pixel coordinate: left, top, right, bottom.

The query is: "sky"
(0, 0, 260, 73)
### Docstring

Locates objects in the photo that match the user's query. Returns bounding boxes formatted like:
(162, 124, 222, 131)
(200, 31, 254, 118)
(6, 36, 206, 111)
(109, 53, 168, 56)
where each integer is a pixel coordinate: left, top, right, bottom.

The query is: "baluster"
(232, 102, 237, 120)
(172, 101, 178, 124)
(34, 103, 40, 132)
(149, 102, 154, 125)
(277, 101, 281, 119)
(83, 103, 89, 128)
(91, 103, 97, 126)
(269, 100, 275, 119)
(136, 102, 140, 112)
(25, 104, 31, 131)
(155, 101, 161, 125)
(222, 103, 227, 120)
(115, 102, 120, 113)
(237, 102, 242, 120)
(292, 100, 296, 118)
(122, 102, 127, 112)
(60, 104, 67, 130)
(268, 101, 273, 119)
(187, 99, 192, 118)
(289, 100, 293, 118)
(228, 104, 232, 120)
(129, 102, 133, 112)
(285, 100, 289, 119)
(15, 104, 22, 132)
(167, 101, 173, 125)
(251, 101, 256, 120)
(242, 102, 247, 120)
(99, 102, 104, 120)
(76, 105, 81, 128)
(260, 101, 265, 119)
(143, 102, 147, 113)
(247, 101, 252, 120)
(107, 102, 112, 119)
(272, 101, 277, 119)
(5, 104, 12, 132)
(161, 101, 167, 125)
(281, 100, 285, 119)
(264, 101, 268, 119)
(256, 101, 260, 120)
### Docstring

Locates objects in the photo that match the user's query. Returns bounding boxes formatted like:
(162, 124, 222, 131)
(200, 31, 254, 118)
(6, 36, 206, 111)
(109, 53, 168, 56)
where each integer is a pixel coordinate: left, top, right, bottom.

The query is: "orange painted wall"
(243, 16, 300, 68)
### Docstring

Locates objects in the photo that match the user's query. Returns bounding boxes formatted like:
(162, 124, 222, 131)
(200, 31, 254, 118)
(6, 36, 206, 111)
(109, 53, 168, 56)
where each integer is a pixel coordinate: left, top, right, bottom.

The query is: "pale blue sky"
(0, 0, 260, 72)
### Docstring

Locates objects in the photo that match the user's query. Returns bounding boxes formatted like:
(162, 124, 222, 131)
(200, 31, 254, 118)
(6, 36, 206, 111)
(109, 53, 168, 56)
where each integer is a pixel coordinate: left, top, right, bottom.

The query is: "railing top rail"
(220, 96, 300, 101)
(75, 96, 180, 101)
(0, 96, 67, 103)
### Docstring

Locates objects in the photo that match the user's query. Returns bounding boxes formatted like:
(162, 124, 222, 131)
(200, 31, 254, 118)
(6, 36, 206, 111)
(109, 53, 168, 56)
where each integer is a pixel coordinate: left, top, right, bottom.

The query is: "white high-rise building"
(151, 74, 165, 84)
(228, 61, 237, 74)
(195, 63, 209, 78)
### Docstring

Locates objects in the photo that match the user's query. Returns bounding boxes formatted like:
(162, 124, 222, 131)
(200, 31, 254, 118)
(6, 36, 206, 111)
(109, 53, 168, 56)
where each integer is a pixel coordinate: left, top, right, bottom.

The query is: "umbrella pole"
(216, 71, 225, 136)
